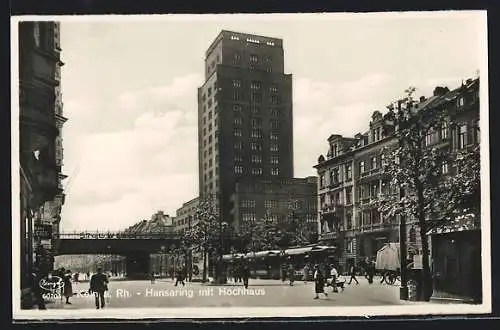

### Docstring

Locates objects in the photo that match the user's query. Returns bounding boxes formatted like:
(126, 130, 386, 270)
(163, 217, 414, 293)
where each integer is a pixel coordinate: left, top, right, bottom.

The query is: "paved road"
(41, 276, 427, 309)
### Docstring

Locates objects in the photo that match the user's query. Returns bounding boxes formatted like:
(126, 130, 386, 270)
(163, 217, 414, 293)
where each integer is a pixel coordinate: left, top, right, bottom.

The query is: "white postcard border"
(10, 12, 491, 320)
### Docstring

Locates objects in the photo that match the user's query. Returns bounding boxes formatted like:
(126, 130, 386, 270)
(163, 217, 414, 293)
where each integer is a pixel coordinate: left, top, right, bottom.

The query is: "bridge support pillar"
(125, 252, 151, 280)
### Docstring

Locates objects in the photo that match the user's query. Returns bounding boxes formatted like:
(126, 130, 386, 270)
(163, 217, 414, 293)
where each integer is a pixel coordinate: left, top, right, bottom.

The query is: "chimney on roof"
(419, 96, 426, 102)
(433, 86, 449, 97)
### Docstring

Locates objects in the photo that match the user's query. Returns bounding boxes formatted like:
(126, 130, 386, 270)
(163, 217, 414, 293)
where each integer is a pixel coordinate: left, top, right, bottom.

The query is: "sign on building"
(413, 254, 423, 269)
(34, 224, 53, 240)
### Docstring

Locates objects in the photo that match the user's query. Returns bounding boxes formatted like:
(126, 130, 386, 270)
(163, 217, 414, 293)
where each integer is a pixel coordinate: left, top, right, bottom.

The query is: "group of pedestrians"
(230, 262, 251, 288)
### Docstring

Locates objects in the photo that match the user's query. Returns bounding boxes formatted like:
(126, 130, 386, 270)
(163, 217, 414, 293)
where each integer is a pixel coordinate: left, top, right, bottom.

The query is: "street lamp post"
(160, 245, 165, 278)
(399, 187, 409, 300)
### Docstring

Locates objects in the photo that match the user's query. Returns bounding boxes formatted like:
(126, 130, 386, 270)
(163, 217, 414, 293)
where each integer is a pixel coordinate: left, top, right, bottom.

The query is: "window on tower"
(232, 79, 241, 88)
(270, 95, 281, 105)
(251, 105, 260, 114)
(251, 130, 262, 139)
(251, 143, 262, 151)
(233, 91, 241, 101)
(251, 92, 262, 103)
(251, 81, 262, 90)
(270, 120, 280, 129)
(233, 104, 242, 114)
(251, 118, 262, 128)
(250, 54, 259, 63)
(251, 155, 262, 163)
(251, 168, 263, 175)
(233, 52, 241, 63)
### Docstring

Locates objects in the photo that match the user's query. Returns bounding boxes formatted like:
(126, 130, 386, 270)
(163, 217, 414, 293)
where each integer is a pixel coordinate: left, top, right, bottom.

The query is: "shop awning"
(254, 250, 281, 258)
(310, 245, 336, 252)
(222, 253, 246, 261)
(427, 214, 480, 235)
(285, 247, 313, 255)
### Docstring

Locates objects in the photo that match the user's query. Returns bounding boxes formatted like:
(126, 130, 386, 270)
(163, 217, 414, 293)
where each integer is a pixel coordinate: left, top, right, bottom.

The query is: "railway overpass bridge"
(55, 232, 182, 279)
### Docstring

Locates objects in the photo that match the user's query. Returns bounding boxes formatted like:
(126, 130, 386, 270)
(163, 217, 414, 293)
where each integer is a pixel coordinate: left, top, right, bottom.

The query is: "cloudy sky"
(57, 12, 486, 232)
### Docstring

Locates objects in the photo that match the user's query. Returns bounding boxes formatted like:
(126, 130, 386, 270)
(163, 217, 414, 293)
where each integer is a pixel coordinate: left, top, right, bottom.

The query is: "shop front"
(430, 224, 482, 303)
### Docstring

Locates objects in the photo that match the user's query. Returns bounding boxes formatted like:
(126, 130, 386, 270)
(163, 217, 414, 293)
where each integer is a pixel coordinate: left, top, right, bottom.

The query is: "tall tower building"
(198, 30, 294, 227)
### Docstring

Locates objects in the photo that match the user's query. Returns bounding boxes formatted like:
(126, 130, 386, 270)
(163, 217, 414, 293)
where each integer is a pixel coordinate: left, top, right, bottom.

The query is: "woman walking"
(62, 270, 73, 304)
(313, 264, 328, 299)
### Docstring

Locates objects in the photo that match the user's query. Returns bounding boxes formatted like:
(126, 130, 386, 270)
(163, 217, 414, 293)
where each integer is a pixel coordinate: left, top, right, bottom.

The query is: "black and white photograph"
(11, 12, 490, 319)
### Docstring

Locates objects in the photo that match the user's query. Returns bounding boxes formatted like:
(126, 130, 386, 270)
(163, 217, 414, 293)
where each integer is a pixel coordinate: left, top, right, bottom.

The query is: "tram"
(222, 244, 337, 280)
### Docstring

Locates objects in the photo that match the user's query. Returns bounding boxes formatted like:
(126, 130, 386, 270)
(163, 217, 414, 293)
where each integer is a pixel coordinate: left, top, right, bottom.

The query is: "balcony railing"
(57, 231, 179, 240)
(321, 203, 344, 214)
(359, 168, 382, 180)
(360, 222, 395, 232)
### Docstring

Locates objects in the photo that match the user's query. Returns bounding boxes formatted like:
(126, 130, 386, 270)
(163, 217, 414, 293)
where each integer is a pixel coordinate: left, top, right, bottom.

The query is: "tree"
(378, 86, 451, 301)
(189, 194, 223, 282)
(240, 211, 283, 252)
(440, 144, 480, 222)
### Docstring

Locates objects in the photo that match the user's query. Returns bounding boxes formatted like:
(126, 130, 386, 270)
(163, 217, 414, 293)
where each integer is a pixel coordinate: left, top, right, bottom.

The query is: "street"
(41, 276, 427, 309)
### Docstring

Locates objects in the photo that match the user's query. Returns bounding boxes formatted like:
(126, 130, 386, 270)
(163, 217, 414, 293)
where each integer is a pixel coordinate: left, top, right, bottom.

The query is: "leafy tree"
(378, 86, 451, 301)
(378, 83, 480, 301)
(440, 144, 481, 222)
(188, 194, 224, 282)
(240, 211, 283, 252)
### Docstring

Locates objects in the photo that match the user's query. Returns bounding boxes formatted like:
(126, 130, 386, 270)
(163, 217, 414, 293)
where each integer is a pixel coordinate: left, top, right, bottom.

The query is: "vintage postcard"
(11, 11, 491, 320)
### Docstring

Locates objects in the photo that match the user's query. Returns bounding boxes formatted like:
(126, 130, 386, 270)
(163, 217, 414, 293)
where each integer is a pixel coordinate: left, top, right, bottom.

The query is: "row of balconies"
(320, 221, 396, 238)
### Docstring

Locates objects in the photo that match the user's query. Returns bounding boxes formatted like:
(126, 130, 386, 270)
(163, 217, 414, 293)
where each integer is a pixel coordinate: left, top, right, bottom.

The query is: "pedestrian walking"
(348, 264, 359, 285)
(329, 264, 339, 292)
(31, 268, 46, 310)
(287, 264, 295, 286)
(62, 270, 73, 305)
(303, 264, 310, 283)
(281, 263, 288, 282)
(150, 271, 156, 284)
(175, 268, 186, 286)
(366, 258, 375, 284)
(242, 264, 251, 289)
(90, 267, 109, 309)
(313, 264, 328, 299)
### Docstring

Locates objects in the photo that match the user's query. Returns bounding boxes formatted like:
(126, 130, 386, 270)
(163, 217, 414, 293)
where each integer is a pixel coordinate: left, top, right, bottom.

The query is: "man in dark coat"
(31, 268, 46, 309)
(90, 267, 109, 309)
(348, 263, 359, 285)
(242, 264, 251, 289)
(175, 267, 186, 286)
(313, 264, 328, 299)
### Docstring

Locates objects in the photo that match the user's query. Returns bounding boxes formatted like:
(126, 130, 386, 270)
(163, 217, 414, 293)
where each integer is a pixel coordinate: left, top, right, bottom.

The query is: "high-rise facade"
(198, 30, 293, 227)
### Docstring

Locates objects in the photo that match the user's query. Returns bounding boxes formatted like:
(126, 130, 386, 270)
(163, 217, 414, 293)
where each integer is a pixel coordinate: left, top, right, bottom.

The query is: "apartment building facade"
(19, 21, 67, 304)
(314, 78, 480, 281)
(174, 197, 200, 234)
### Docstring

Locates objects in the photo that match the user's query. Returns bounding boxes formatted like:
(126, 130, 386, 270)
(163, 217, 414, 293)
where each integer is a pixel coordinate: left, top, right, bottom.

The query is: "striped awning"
(427, 214, 479, 235)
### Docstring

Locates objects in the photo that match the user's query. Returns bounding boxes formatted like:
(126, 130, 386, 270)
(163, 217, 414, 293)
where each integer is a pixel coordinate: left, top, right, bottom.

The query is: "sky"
(57, 12, 486, 232)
